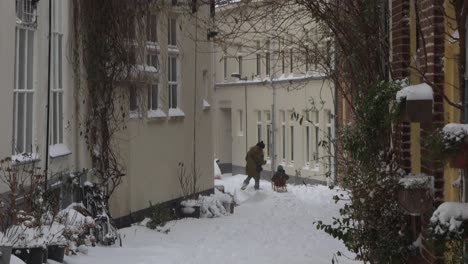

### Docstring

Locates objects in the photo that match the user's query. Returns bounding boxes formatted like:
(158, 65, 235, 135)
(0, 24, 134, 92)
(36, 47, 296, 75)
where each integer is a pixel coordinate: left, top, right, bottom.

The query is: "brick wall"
(391, 0, 412, 174)
(418, 0, 445, 205)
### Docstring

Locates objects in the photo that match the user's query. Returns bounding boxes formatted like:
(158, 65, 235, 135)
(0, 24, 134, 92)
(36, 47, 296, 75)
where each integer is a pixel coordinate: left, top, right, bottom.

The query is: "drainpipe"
(245, 84, 248, 154)
(44, 0, 52, 192)
(463, 17, 468, 203)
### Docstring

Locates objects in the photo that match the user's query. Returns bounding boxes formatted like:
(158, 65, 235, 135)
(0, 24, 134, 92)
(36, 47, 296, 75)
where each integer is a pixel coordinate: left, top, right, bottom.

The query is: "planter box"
(449, 143, 468, 168)
(47, 245, 65, 263)
(12, 247, 45, 264)
(405, 99, 433, 123)
(0, 246, 12, 264)
(398, 188, 432, 214)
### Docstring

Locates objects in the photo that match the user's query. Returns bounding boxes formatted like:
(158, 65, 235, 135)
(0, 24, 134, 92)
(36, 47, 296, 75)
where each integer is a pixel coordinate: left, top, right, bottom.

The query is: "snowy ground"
(63, 174, 360, 264)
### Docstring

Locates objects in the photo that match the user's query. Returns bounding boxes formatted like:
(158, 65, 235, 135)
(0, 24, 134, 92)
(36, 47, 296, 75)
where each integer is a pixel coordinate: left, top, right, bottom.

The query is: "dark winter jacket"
(245, 146, 266, 178)
(271, 170, 289, 186)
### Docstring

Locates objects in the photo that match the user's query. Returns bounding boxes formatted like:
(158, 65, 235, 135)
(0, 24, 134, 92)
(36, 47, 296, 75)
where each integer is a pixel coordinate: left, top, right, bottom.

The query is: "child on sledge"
(271, 165, 289, 191)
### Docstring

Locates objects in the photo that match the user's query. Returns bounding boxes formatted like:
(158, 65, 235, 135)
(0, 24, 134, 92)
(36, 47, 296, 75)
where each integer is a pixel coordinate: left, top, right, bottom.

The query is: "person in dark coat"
(241, 141, 266, 190)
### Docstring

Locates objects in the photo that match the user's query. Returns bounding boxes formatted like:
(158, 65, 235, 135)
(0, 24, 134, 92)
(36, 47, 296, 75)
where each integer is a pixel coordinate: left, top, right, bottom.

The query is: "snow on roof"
(442, 123, 468, 142)
(396, 83, 433, 103)
(431, 202, 468, 234)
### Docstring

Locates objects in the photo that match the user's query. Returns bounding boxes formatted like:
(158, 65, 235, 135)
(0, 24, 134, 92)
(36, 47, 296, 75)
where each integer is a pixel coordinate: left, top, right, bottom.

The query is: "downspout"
(193, 7, 198, 183)
(45, 0, 52, 191)
(245, 84, 248, 154)
(463, 17, 468, 203)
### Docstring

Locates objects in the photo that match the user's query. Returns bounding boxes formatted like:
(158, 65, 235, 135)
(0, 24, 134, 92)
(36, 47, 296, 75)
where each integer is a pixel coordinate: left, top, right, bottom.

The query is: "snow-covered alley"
(63, 174, 359, 264)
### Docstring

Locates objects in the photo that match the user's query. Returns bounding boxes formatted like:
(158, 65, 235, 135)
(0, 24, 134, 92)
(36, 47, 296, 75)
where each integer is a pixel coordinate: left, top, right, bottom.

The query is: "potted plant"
(179, 200, 201, 218)
(442, 123, 468, 169)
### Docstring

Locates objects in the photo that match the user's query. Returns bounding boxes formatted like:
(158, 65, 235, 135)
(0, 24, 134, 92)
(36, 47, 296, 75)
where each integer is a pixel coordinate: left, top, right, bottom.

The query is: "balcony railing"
(16, 0, 38, 28)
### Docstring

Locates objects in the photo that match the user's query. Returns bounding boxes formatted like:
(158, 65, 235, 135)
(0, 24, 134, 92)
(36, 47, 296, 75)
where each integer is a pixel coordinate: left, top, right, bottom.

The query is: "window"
(257, 111, 262, 142)
(13, 27, 34, 154)
(256, 53, 261, 77)
(281, 50, 285, 74)
(314, 111, 319, 166)
(16, 0, 38, 26)
(326, 110, 333, 171)
(168, 18, 177, 46)
(280, 111, 286, 160)
(265, 111, 271, 158)
(51, 0, 63, 145)
(290, 125, 294, 162)
(265, 41, 270, 76)
(148, 82, 159, 110)
(168, 55, 178, 109)
(146, 53, 159, 68)
(305, 46, 310, 73)
(238, 110, 243, 135)
(223, 55, 227, 80)
(129, 86, 138, 112)
(305, 111, 310, 165)
(238, 56, 243, 77)
(146, 14, 157, 43)
(289, 48, 293, 74)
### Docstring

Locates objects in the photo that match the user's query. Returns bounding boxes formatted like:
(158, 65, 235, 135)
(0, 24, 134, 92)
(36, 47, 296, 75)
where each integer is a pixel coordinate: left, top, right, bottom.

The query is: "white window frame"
(305, 111, 311, 167)
(265, 110, 271, 159)
(280, 110, 286, 163)
(50, 0, 64, 146)
(146, 13, 158, 44)
(256, 111, 262, 142)
(129, 85, 142, 119)
(289, 111, 294, 163)
(313, 110, 320, 168)
(168, 17, 177, 47)
(148, 81, 160, 111)
(265, 41, 271, 77)
(13, 26, 35, 154)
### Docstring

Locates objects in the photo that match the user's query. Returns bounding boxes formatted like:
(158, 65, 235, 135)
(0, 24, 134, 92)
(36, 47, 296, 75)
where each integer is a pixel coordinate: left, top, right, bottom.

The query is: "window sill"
(129, 111, 141, 119)
(147, 109, 167, 119)
(168, 108, 185, 118)
(237, 132, 244, 137)
(11, 153, 40, 166)
(49, 144, 72, 159)
(146, 41, 160, 50)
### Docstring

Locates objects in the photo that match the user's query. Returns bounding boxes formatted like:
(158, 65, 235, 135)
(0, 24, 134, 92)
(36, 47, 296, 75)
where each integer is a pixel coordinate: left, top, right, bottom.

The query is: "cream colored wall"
(109, 5, 214, 218)
(213, 79, 334, 182)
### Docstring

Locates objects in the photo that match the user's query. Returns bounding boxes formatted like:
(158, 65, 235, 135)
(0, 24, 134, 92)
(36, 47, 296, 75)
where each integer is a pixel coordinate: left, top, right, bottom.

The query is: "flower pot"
(0, 246, 12, 264)
(47, 245, 65, 263)
(449, 143, 468, 168)
(12, 247, 44, 264)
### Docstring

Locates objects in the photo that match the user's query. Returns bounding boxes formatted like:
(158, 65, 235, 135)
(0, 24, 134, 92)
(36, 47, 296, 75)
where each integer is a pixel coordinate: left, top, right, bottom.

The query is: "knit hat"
(256, 141, 265, 149)
(277, 165, 285, 172)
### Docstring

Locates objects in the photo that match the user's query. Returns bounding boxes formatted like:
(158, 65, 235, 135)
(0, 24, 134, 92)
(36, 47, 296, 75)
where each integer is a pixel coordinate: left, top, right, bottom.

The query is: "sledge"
(271, 178, 288, 192)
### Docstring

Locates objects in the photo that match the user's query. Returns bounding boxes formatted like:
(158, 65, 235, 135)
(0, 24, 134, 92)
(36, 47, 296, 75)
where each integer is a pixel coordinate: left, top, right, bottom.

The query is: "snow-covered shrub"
(56, 204, 96, 254)
(145, 202, 175, 231)
(315, 82, 412, 263)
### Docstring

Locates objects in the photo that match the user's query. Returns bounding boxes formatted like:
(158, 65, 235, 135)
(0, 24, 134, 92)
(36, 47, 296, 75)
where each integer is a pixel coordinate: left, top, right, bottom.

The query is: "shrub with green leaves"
(315, 81, 412, 263)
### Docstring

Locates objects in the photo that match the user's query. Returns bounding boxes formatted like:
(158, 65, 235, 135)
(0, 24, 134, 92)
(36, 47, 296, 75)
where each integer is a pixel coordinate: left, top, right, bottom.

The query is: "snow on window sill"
(49, 144, 72, 159)
(134, 64, 158, 73)
(287, 162, 294, 167)
(202, 99, 211, 110)
(147, 109, 167, 119)
(237, 132, 244, 137)
(266, 159, 271, 165)
(11, 153, 40, 166)
(168, 108, 185, 118)
(146, 41, 160, 50)
(129, 111, 141, 119)
(168, 46, 179, 54)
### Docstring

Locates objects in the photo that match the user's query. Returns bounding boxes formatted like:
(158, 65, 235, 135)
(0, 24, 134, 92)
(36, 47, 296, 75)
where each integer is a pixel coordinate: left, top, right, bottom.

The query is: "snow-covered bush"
(145, 202, 175, 231)
(56, 204, 96, 254)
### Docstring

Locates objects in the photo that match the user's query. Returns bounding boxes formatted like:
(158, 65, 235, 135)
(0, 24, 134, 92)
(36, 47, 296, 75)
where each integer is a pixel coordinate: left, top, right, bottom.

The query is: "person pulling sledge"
(241, 141, 266, 190)
(271, 165, 289, 192)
